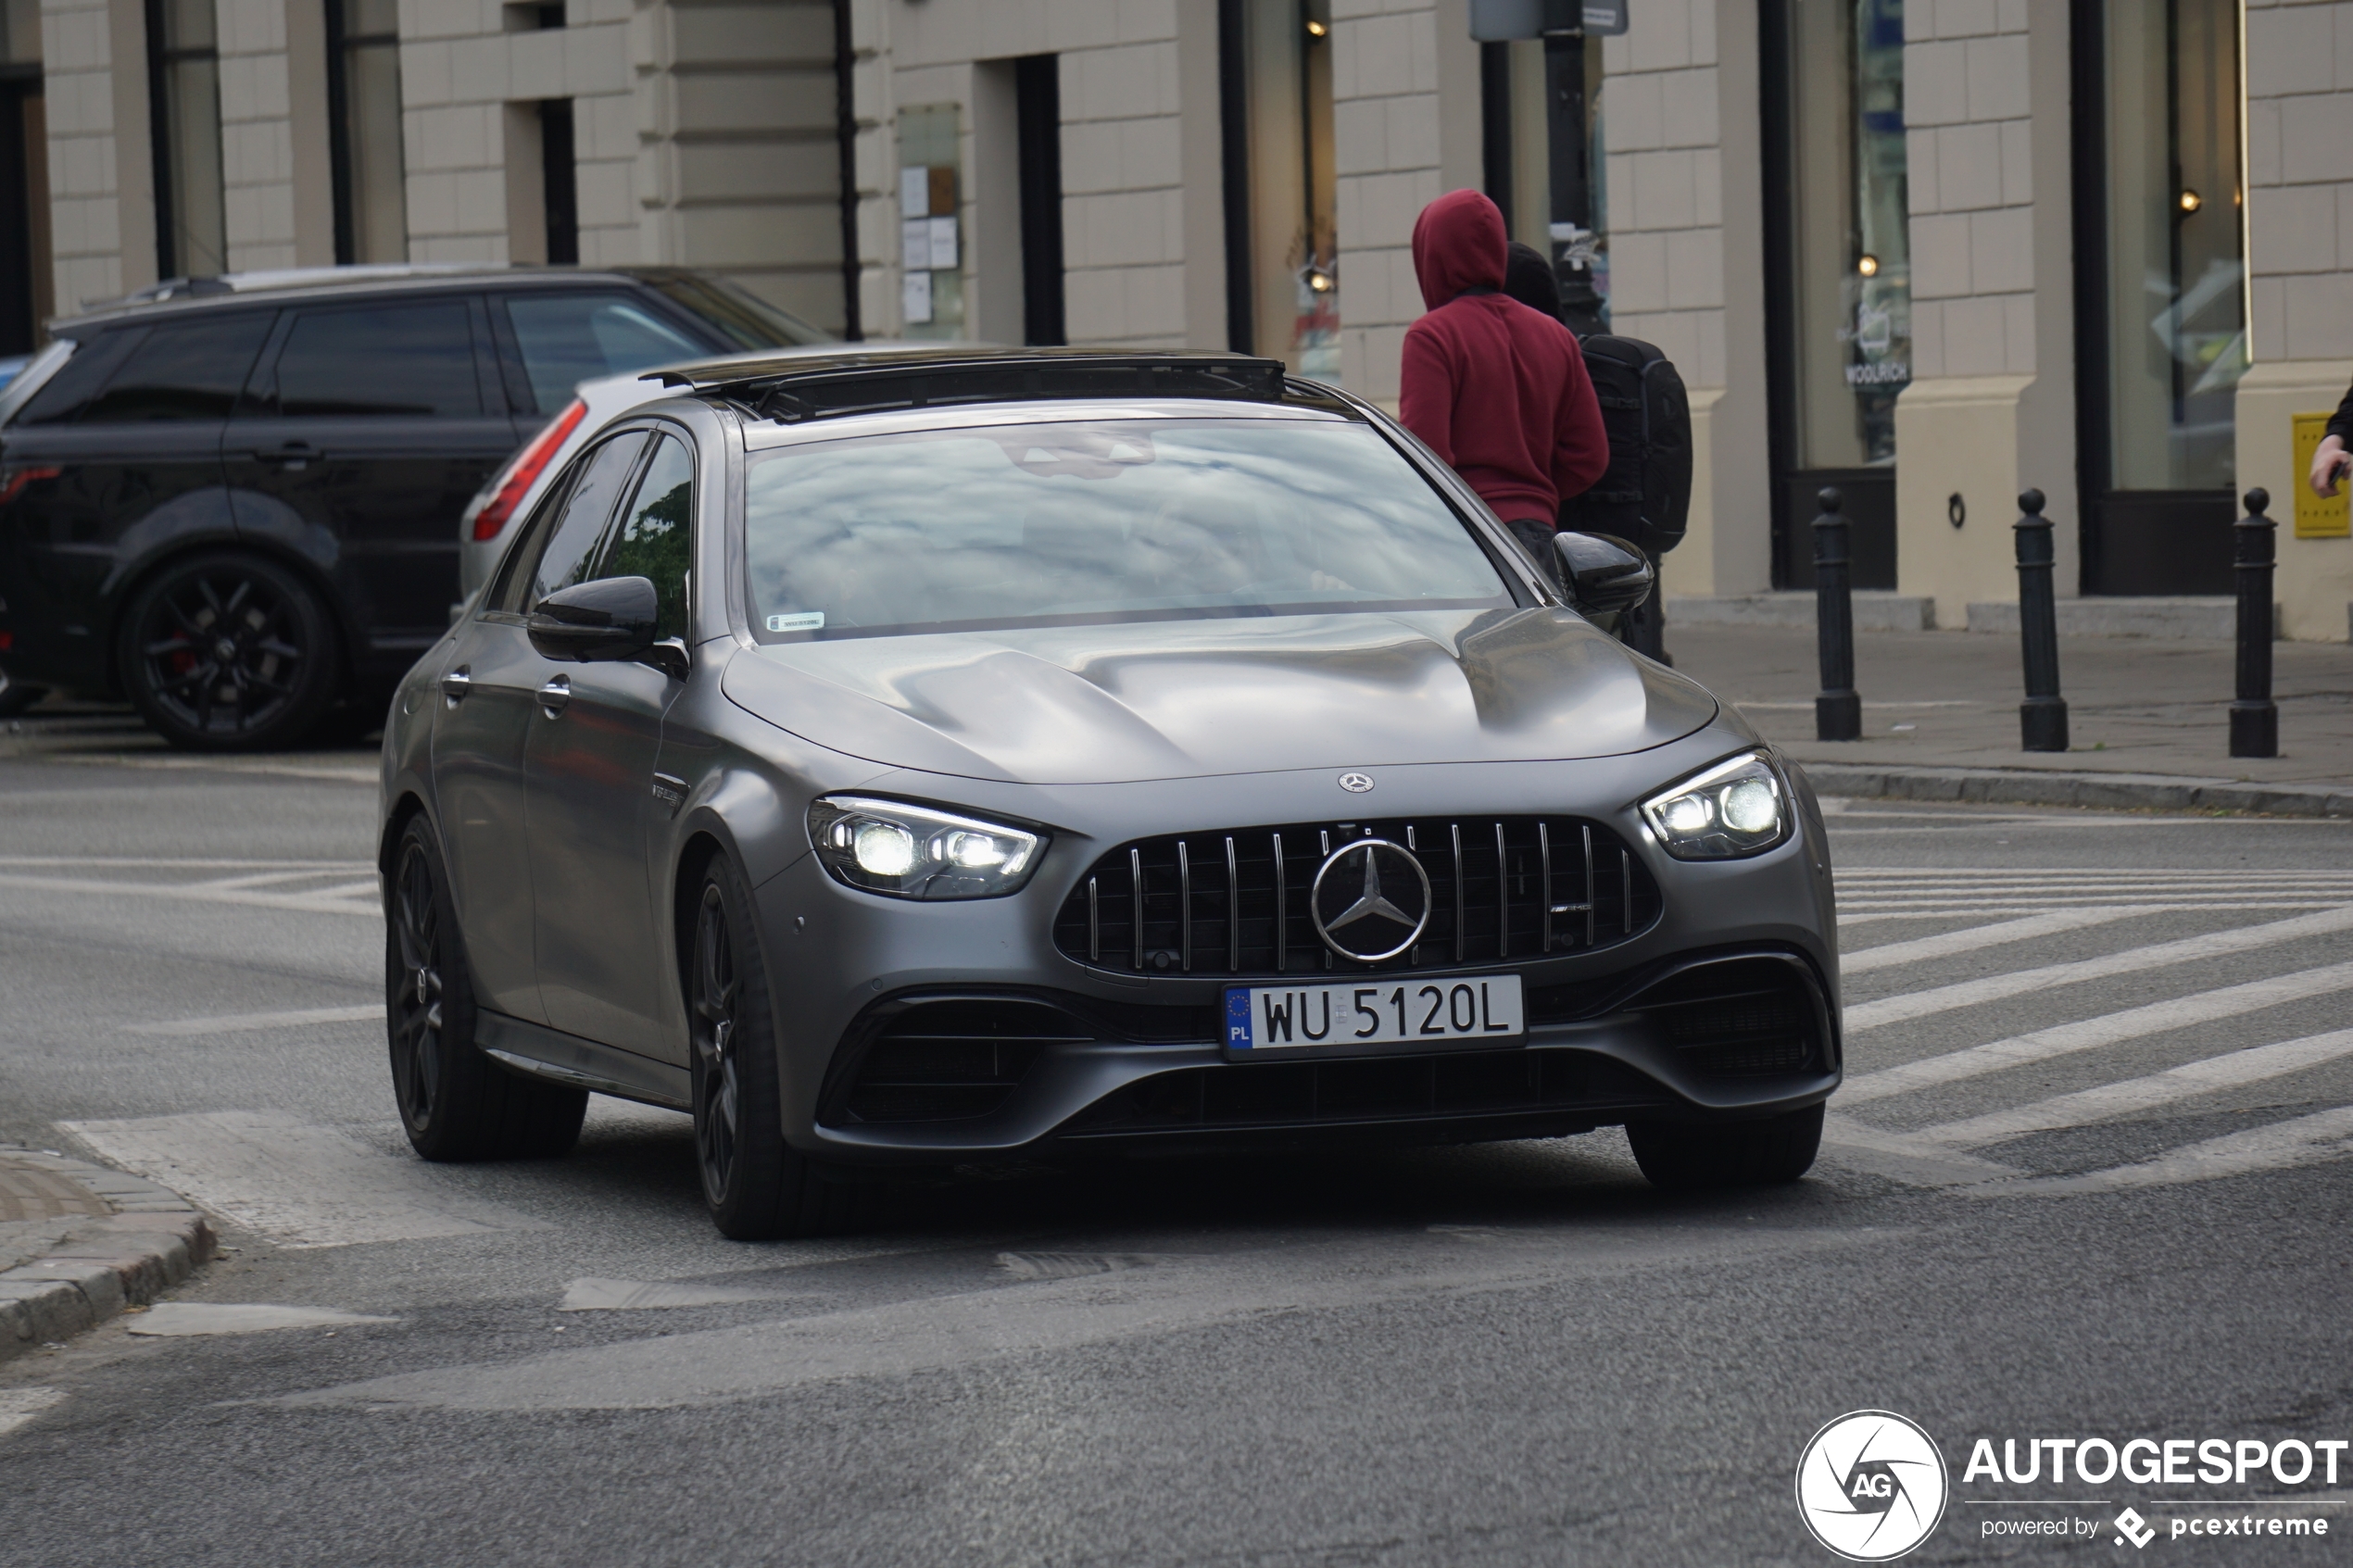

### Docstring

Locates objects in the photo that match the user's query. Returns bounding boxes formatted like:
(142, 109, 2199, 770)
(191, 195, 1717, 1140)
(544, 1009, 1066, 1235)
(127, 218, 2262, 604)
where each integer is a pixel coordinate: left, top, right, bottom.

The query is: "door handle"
(536, 674, 571, 717)
(250, 441, 319, 470)
(439, 667, 472, 705)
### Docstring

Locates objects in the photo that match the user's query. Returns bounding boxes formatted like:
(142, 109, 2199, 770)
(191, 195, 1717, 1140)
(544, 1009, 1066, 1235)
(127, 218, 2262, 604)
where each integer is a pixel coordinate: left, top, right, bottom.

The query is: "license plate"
(1223, 975, 1525, 1053)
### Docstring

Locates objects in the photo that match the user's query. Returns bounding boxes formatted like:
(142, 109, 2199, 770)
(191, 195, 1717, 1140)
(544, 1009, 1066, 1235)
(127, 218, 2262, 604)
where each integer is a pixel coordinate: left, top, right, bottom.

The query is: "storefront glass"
(2099, 0, 2245, 492)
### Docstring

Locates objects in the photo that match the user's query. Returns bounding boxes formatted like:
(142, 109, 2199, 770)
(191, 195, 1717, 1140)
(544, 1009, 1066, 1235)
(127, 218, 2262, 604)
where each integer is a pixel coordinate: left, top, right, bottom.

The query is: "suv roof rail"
(661, 349, 1292, 423)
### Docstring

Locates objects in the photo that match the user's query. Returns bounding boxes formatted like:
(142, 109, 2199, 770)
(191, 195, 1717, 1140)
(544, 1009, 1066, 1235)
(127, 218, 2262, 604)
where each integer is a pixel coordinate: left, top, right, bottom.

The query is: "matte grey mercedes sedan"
(378, 350, 1841, 1239)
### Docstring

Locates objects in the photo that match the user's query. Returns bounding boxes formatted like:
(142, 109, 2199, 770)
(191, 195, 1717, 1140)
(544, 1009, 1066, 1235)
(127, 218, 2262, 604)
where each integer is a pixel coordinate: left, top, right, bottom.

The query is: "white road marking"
(0, 1388, 65, 1437)
(1911, 1029, 2353, 1149)
(127, 1005, 383, 1037)
(558, 1278, 805, 1311)
(1841, 962, 2353, 1103)
(0, 857, 371, 870)
(1841, 909, 2146, 972)
(0, 871, 379, 917)
(1843, 905, 2353, 1031)
(1980, 1106, 2353, 1197)
(1818, 1114, 2021, 1189)
(46, 754, 376, 784)
(1842, 903, 2349, 922)
(274, 1226, 1869, 1412)
(58, 1110, 548, 1248)
(129, 1303, 401, 1336)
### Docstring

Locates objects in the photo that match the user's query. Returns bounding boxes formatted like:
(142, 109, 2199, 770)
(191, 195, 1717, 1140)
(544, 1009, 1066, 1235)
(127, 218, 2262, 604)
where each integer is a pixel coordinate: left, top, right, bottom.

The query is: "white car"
(459, 343, 946, 604)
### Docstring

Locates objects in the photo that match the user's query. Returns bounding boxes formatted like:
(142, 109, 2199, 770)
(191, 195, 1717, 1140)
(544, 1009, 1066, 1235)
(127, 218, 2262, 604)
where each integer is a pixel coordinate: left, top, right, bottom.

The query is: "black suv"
(0, 267, 827, 746)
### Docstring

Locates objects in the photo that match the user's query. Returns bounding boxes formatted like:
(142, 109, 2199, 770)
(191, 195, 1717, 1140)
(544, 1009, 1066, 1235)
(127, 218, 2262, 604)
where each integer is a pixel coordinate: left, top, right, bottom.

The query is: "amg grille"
(1053, 817, 1662, 977)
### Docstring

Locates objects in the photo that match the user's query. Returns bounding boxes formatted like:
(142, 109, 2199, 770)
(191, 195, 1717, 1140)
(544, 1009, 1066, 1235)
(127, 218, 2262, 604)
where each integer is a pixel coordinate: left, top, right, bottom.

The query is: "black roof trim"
(660, 349, 1294, 423)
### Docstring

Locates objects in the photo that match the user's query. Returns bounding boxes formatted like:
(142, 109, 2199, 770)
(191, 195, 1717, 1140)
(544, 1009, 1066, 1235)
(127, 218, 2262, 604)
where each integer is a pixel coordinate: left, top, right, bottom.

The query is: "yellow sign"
(2292, 411, 2351, 538)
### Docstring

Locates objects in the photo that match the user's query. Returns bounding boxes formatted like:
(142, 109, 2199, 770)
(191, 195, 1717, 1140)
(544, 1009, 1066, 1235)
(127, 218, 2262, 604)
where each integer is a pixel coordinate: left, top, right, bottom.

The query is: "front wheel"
(689, 856, 856, 1239)
(386, 814, 585, 1160)
(1627, 1104, 1823, 1192)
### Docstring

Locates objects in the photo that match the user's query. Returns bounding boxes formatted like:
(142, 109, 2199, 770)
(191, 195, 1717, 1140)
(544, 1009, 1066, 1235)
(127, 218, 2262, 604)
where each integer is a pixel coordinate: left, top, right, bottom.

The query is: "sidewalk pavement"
(1664, 623, 2353, 817)
(0, 1146, 215, 1362)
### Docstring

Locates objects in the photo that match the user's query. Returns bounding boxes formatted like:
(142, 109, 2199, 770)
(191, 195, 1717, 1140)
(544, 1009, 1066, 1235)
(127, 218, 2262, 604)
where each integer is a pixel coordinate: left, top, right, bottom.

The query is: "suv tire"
(386, 813, 586, 1160)
(120, 552, 340, 751)
(1628, 1103, 1824, 1192)
(689, 854, 858, 1239)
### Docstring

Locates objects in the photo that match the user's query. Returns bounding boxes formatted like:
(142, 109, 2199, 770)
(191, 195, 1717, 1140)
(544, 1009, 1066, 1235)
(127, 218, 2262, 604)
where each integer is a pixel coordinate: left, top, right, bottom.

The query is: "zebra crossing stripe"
(1843, 905, 2353, 1032)
(1841, 961, 2353, 1103)
(1841, 908, 2145, 972)
(1908, 1028, 2353, 1149)
(1975, 1105, 2353, 1197)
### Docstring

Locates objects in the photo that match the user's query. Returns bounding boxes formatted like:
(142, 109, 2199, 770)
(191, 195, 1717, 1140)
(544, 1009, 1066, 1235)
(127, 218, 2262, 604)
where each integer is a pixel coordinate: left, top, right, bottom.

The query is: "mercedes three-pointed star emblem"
(1309, 838, 1432, 961)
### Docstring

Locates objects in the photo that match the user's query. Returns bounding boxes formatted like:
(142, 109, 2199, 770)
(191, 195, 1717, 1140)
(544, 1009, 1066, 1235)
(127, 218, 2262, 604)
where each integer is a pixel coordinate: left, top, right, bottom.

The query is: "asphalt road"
(3, 712, 2350, 1566)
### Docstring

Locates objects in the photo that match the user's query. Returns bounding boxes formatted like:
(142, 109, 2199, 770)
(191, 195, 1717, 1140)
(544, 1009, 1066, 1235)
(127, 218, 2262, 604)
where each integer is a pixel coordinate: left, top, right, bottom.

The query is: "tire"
(385, 813, 586, 1161)
(689, 854, 857, 1240)
(0, 671, 47, 717)
(1627, 1103, 1823, 1192)
(120, 551, 340, 751)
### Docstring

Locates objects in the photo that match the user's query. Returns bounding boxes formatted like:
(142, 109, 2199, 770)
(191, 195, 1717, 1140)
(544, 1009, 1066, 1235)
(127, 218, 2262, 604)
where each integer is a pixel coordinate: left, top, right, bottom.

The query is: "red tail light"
(472, 400, 586, 542)
(0, 467, 62, 508)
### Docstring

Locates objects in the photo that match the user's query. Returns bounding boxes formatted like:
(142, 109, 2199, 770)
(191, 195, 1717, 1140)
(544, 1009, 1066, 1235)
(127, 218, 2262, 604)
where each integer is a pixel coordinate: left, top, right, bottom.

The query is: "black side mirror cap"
(1553, 531, 1655, 620)
(527, 575, 660, 663)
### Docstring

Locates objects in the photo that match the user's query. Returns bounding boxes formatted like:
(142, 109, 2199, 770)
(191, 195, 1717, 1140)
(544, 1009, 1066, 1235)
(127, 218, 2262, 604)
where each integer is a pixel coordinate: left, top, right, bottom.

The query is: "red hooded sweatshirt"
(1399, 190, 1608, 525)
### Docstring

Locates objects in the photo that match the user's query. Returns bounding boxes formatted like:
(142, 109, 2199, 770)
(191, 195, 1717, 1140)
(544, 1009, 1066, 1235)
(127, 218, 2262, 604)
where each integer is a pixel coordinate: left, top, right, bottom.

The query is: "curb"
(1793, 761, 2353, 820)
(0, 1145, 216, 1364)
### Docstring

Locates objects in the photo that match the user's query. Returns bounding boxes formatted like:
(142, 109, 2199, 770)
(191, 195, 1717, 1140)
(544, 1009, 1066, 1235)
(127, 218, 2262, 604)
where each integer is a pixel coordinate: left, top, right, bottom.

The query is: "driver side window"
(585, 433, 693, 640)
(492, 431, 651, 614)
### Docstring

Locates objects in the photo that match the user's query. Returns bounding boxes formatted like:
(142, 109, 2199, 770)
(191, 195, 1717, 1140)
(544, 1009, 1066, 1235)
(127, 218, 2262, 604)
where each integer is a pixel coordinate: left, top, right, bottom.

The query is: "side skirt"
(475, 1010, 692, 1111)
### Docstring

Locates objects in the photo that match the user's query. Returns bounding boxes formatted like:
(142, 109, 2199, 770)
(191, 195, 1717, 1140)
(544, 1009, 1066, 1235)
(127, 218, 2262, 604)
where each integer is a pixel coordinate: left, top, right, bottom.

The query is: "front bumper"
(751, 745, 1841, 1164)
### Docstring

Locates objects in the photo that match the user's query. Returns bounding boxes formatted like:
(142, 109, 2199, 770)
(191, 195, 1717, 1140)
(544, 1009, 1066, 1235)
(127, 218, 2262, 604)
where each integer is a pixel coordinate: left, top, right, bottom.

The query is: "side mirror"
(1553, 531, 1655, 620)
(527, 576, 659, 663)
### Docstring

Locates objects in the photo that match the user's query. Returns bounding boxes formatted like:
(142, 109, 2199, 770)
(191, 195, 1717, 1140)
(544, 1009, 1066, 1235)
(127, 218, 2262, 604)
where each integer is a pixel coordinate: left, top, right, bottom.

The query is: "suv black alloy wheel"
(121, 552, 338, 750)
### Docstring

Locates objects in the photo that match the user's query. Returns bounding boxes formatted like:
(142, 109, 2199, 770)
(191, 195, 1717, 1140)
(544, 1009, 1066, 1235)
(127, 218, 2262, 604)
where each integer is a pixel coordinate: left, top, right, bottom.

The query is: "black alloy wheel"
(1626, 1103, 1825, 1192)
(385, 815, 585, 1161)
(120, 552, 338, 751)
(689, 857, 856, 1239)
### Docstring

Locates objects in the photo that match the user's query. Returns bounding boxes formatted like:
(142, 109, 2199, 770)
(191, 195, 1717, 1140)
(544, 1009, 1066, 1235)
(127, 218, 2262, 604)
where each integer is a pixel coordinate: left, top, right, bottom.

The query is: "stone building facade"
(3, 0, 2347, 639)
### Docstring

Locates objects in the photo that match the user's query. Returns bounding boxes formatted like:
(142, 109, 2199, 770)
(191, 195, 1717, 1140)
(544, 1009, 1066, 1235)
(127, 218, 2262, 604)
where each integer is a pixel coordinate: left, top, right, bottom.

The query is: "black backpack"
(1559, 334, 1692, 558)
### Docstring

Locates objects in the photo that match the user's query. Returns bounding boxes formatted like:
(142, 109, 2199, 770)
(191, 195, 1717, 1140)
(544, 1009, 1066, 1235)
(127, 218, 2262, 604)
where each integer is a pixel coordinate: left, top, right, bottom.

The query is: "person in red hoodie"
(1399, 189, 1609, 584)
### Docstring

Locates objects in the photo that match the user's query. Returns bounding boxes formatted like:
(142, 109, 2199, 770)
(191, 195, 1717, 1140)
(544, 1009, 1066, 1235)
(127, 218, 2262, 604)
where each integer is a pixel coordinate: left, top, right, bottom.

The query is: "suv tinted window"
(496, 432, 649, 613)
(500, 294, 706, 413)
(590, 433, 693, 639)
(271, 302, 482, 418)
(12, 332, 142, 425)
(53, 315, 274, 423)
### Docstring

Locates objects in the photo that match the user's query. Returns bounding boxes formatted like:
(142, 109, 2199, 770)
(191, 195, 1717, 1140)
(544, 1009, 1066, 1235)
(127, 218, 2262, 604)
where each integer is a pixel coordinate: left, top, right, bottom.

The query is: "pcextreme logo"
(1795, 1411, 1951, 1562)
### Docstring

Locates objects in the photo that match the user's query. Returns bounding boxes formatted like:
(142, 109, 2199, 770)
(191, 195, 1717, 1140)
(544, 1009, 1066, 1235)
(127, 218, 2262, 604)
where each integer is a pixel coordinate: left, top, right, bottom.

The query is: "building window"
(1218, 0, 1338, 379)
(539, 99, 577, 264)
(2074, 0, 2246, 595)
(1479, 32, 1608, 336)
(898, 104, 963, 340)
(503, 98, 576, 266)
(326, 0, 408, 264)
(1013, 55, 1064, 347)
(146, 0, 227, 279)
(1762, 0, 1908, 590)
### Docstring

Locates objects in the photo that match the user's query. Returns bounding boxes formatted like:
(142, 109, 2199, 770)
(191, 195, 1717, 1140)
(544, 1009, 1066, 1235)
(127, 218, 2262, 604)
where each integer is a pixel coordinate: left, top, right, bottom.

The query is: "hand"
(2309, 433, 2349, 498)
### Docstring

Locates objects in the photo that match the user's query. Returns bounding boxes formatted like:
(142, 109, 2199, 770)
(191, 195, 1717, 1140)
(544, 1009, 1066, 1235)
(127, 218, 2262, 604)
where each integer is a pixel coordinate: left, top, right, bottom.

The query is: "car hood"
(720, 608, 1719, 785)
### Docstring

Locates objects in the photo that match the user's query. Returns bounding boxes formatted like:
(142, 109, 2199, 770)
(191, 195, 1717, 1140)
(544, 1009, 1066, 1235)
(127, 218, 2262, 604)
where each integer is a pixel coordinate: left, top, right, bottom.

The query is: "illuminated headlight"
(808, 797, 1046, 899)
(1640, 753, 1792, 860)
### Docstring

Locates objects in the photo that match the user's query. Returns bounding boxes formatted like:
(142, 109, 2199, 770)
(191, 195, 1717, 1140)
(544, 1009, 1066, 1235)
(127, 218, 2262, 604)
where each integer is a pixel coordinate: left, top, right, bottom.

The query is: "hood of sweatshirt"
(1411, 190, 1507, 312)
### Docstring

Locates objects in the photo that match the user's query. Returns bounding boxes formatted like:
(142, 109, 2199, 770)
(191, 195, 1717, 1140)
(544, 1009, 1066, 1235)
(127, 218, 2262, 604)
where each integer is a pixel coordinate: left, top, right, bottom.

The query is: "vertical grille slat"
(1053, 816, 1661, 978)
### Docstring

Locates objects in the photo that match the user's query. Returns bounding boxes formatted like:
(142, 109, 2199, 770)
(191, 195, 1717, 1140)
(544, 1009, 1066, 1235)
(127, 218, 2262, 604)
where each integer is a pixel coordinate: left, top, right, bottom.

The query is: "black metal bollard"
(1812, 487, 1860, 741)
(2013, 488, 2070, 752)
(2230, 487, 2278, 759)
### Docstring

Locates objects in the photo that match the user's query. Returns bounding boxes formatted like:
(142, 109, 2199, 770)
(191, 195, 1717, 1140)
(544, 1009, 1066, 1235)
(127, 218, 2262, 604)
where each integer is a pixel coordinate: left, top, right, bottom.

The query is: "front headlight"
(1641, 752, 1792, 860)
(807, 796, 1047, 899)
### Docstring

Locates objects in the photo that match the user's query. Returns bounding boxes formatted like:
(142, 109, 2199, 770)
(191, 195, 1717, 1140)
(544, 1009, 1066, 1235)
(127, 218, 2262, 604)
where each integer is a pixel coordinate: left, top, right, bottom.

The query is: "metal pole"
(2013, 487, 2070, 752)
(1812, 486, 1860, 742)
(2230, 487, 2278, 759)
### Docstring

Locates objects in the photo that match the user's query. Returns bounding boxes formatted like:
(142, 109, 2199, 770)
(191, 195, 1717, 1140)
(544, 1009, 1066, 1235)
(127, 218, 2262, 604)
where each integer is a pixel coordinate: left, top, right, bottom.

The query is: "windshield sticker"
(766, 611, 825, 633)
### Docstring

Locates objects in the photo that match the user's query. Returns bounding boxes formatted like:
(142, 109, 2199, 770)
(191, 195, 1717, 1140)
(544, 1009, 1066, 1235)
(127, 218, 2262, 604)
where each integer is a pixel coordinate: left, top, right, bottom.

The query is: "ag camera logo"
(1796, 1411, 1950, 1561)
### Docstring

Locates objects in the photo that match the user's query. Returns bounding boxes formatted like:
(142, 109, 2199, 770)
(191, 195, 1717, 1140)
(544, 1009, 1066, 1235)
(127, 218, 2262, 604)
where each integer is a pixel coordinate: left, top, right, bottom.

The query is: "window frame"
(486, 422, 659, 617)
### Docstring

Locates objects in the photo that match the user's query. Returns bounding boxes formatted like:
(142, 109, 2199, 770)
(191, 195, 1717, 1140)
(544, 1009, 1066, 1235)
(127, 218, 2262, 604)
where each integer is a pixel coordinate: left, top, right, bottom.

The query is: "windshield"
(646, 273, 830, 349)
(742, 416, 1512, 642)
